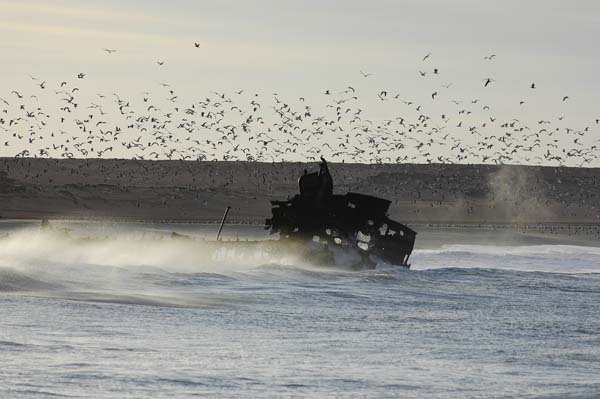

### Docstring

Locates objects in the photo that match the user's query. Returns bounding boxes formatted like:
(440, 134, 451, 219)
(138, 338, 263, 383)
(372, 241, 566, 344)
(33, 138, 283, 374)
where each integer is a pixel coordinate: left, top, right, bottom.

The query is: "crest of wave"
(0, 227, 307, 273)
(413, 244, 600, 273)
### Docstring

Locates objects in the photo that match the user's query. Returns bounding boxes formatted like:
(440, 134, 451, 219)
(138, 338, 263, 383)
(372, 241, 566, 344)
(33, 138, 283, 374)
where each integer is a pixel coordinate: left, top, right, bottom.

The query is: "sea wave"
(1, 227, 599, 308)
(412, 244, 600, 273)
(416, 244, 600, 257)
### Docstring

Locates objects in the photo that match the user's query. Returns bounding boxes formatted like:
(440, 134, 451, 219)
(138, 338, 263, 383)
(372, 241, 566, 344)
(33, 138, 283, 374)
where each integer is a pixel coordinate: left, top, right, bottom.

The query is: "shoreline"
(1, 158, 599, 230)
(2, 217, 599, 241)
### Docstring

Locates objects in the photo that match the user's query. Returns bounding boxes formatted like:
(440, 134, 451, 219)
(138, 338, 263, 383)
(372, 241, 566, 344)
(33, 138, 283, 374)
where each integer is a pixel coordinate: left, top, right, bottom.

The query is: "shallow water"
(1, 222, 599, 398)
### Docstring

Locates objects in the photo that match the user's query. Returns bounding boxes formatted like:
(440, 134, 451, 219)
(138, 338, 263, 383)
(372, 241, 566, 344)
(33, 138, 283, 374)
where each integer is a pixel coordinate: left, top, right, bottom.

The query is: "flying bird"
(483, 78, 494, 87)
(103, 48, 116, 54)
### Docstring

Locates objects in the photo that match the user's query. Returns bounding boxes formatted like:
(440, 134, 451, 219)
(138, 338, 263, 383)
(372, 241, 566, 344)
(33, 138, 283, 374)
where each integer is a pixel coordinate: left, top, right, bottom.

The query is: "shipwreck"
(265, 158, 417, 268)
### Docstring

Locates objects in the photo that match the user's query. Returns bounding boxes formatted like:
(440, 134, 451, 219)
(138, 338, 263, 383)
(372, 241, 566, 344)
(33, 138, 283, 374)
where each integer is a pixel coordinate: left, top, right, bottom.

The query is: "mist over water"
(1, 223, 599, 398)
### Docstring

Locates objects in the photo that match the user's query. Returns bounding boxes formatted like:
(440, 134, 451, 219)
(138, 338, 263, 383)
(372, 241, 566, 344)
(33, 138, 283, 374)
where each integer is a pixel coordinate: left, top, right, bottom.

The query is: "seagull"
(423, 52, 432, 61)
(77, 73, 85, 79)
(360, 70, 373, 78)
(483, 78, 494, 87)
(562, 96, 569, 101)
(483, 54, 497, 60)
(157, 61, 165, 66)
(531, 83, 536, 89)
(103, 48, 116, 54)
(194, 42, 201, 48)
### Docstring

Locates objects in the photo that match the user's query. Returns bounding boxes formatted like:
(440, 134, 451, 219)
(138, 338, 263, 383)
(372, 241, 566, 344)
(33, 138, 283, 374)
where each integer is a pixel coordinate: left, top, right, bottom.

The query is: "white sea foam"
(416, 244, 600, 257)
(412, 244, 600, 273)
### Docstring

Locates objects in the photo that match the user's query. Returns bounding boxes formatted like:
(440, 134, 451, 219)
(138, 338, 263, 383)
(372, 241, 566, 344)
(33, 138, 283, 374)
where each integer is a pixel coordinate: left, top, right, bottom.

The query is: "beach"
(1, 158, 599, 228)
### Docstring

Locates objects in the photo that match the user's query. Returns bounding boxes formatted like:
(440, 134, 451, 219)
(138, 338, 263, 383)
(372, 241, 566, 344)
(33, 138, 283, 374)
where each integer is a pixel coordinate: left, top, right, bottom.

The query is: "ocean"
(1, 221, 599, 398)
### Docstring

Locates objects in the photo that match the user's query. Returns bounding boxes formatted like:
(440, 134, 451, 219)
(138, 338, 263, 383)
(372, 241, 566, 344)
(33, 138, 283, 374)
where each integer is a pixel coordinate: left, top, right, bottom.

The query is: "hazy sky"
(0, 0, 599, 164)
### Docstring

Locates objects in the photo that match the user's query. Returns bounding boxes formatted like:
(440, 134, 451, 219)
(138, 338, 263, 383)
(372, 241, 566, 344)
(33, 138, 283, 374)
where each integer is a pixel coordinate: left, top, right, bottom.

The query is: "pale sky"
(0, 0, 599, 165)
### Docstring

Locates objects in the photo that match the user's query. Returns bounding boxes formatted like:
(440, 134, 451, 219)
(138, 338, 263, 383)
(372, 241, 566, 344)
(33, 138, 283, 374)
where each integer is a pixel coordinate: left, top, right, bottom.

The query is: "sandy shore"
(0, 158, 599, 229)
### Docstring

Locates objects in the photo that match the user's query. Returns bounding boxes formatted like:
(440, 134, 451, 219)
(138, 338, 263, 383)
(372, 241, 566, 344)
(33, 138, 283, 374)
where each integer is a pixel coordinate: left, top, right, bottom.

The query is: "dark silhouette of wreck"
(265, 158, 417, 268)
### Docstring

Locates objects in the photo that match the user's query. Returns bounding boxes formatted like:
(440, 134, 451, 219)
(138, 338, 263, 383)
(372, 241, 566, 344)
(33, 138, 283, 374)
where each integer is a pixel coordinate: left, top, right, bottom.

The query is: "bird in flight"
(103, 48, 116, 54)
(483, 54, 497, 60)
(531, 83, 536, 89)
(562, 96, 569, 102)
(157, 61, 165, 66)
(483, 78, 494, 87)
(360, 70, 373, 78)
(77, 73, 85, 79)
(194, 42, 201, 48)
(423, 52, 432, 61)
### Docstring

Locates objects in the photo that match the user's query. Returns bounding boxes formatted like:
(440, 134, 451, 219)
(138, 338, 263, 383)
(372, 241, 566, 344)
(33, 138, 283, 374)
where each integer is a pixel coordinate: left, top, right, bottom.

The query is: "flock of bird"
(1, 47, 599, 167)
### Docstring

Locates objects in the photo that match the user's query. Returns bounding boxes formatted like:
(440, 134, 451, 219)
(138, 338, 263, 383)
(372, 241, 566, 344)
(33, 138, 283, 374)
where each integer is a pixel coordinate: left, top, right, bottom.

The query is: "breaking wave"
(412, 244, 600, 273)
(0, 227, 356, 306)
(1, 225, 599, 307)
